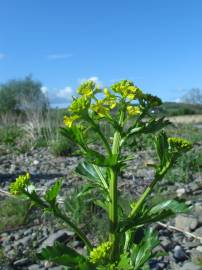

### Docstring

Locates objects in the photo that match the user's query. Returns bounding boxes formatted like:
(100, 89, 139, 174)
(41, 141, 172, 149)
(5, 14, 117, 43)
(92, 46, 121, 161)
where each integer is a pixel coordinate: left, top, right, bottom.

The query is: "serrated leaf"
(131, 228, 160, 270)
(123, 200, 189, 232)
(44, 180, 62, 204)
(143, 117, 171, 134)
(117, 253, 132, 269)
(76, 183, 95, 198)
(155, 131, 169, 168)
(60, 127, 86, 149)
(38, 242, 95, 269)
(84, 149, 118, 167)
(76, 161, 106, 182)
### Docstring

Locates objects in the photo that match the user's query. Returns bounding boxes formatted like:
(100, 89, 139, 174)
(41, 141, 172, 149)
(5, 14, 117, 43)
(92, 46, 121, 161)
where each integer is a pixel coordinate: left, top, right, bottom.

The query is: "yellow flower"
(77, 80, 96, 97)
(10, 172, 30, 195)
(68, 96, 89, 114)
(64, 115, 79, 128)
(111, 80, 142, 100)
(168, 137, 192, 152)
(127, 105, 141, 116)
(103, 88, 117, 109)
(89, 241, 112, 264)
(91, 100, 110, 117)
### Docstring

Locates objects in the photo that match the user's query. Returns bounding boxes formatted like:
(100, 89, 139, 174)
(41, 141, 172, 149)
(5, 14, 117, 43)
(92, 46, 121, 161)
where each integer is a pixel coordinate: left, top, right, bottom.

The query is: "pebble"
(173, 245, 187, 262)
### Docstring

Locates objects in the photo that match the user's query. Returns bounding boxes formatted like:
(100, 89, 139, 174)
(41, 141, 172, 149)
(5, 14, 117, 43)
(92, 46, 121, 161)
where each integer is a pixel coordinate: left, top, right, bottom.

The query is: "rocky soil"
(0, 146, 202, 270)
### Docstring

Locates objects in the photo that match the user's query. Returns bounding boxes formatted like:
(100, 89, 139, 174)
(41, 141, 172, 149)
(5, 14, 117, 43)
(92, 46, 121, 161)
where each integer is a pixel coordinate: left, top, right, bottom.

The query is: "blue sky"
(1, 0, 202, 107)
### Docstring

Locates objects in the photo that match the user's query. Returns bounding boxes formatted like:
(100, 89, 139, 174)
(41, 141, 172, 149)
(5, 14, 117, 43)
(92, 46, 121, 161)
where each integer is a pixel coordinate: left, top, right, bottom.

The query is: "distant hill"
(158, 102, 202, 116)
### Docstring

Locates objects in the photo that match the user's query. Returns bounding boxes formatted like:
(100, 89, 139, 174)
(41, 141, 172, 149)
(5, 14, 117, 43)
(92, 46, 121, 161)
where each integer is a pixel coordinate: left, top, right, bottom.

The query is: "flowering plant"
(10, 80, 192, 269)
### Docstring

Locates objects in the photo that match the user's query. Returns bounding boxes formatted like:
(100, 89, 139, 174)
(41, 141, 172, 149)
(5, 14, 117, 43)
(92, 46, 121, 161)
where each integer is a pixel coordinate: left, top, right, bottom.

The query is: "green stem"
(53, 206, 93, 251)
(24, 191, 93, 251)
(109, 168, 118, 261)
(109, 109, 125, 262)
(129, 164, 171, 219)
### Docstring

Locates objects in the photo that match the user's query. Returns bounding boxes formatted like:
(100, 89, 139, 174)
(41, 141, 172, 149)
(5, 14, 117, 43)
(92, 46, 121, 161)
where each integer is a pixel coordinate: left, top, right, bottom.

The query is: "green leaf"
(44, 180, 62, 204)
(38, 242, 95, 269)
(130, 228, 160, 270)
(149, 199, 189, 216)
(123, 199, 189, 231)
(76, 183, 96, 198)
(60, 126, 87, 149)
(155, 131, 169, 168)
(75, 161, 109, 194)
(76, 161, 106, 182)
(84, 149, 118, 167)
(94, 199, 109, 213)
(117, 253, 132, 269)
(143, 117, 171, 134)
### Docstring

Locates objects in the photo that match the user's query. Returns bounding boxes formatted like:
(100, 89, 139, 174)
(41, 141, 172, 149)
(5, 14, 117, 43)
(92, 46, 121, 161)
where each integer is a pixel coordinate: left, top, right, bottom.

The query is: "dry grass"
(167, 114, 202, 124)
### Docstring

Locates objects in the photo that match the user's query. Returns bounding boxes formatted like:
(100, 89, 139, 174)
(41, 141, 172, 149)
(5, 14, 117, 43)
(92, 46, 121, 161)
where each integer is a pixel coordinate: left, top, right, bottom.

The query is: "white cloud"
(48, 53, 72, 60)
(41, 86, 48, 94)
(0, 53, 6, 60)
(174, 98, 181, 103)
(56, 86, 73, 98)
(78, 76, 103, 87)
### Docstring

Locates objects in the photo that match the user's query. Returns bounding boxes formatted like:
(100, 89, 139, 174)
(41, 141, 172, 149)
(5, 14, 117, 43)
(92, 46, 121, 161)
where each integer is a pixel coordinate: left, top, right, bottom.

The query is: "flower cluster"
(168, 137, 192, 152)
(77, 80, 97, 98)
(63, 115, 79, 128)
(111, 80, 142, 100)
(89, 241, 112, 264)
(91, 100, 110, 118)
(127, 105, 141, 116)
(10, 172, 30, 195)
(68, 96, 90, 114)
(63, 80, 162, 128)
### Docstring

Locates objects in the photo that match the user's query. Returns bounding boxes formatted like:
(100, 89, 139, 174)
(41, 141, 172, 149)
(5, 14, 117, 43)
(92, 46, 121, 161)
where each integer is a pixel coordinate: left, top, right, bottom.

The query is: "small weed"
(164, 147, 202, 183)
(50, 135, 76, 156)
(0, 126, 22, 146)
(0, 197, 31, 232)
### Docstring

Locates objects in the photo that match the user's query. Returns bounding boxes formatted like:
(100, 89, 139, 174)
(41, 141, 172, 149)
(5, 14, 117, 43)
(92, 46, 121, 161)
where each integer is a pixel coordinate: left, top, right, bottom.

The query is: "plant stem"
(129, 164, 171, 219)
(24, 191, 93, 251)
(109, 168, 118, 261)
(53, 206, 93, 251)
(109, 109, 125, 262)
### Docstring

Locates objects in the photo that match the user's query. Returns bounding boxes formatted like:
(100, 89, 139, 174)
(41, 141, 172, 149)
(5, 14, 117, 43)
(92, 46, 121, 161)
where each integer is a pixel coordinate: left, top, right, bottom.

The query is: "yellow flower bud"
(168, 137, 192, 152)
(10, 172, 30, 195)
(89, 241, 112, 264)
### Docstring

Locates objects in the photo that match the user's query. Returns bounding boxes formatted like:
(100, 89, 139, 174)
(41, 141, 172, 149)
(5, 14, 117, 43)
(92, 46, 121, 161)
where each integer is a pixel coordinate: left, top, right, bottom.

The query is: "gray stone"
(160, 237, 172, 251)
(13, 258, 30, 267)
(40, 229, 74, 250)
(175, 215, 198, 232)
(28, 265, 42, 270)
(194, 227, 202, 243)
(196, 246, 202, 253)
(13, 235, 32, 247)
(176, 188, 186, 197)
(173, 245, 187, 261)
(180, 262, 202, 270)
